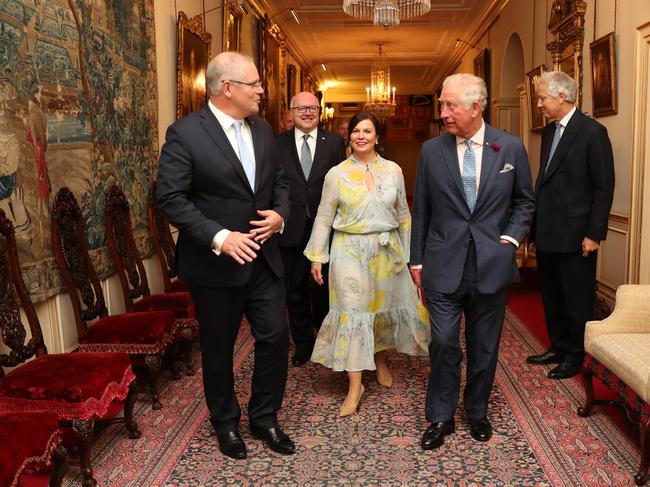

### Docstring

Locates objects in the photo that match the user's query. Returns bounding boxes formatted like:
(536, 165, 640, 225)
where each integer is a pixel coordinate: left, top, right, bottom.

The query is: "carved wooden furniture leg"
(50, 444, 69, 487)
(72, 418, 96, 487)
(145, 354, 163, 410)
(124, 383, 142, 439)
(577, 367, 595, 417)
(636, 418, 649, 486)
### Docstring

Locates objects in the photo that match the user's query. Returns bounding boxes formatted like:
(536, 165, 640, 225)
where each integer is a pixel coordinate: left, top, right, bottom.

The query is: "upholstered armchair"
(51, 187, 177, 409)
(0, 209, 140, 487)
(0, 411, 67, 487)
(105, 184, 199, 375)
(148, 180, 188, 293)
(578, 284, 650, 485)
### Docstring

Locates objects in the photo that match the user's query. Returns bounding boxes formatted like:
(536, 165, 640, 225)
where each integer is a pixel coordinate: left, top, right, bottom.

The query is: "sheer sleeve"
(304, 166, 340, 263)
(394, 164, 412, 262)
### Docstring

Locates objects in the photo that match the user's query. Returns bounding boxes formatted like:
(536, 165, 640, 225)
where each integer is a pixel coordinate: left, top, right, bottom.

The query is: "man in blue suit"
(410, 73, 535, 450)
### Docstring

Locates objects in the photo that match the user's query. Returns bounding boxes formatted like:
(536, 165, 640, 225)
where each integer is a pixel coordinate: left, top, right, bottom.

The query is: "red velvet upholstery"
(0, 352, 135, 420)
(133, 292, 194, 318)
(77, 310, 176, 354)
(166, 279, 189, 292)
(0, 411, 60, 487)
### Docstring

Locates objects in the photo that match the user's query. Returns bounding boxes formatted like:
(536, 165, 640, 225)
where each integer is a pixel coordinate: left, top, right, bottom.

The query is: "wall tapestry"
(0, 0, 158, 302)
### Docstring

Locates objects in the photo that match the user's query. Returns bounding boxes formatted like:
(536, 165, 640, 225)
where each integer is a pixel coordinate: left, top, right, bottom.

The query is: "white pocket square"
(499, 163, 514, 173)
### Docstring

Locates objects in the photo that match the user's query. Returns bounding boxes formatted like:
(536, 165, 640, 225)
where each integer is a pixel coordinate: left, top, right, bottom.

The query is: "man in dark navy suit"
(527, 71, 614, 379)
(276, 92, 346, 366)
(157, 52, 294, 460)
(410, 73, 535, 450)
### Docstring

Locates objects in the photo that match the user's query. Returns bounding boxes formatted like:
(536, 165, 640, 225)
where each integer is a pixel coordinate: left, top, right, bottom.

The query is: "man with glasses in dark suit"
(157, 52, 295, 460)
(276, 92, 346, 366)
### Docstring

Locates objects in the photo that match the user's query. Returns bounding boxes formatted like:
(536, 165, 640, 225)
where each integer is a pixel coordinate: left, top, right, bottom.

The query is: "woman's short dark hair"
(348, 111, 381, 141)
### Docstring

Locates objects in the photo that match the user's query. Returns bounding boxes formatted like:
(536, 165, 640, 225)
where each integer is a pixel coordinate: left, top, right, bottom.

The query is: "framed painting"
(223, 0, 242, 52)
(473, 48, 490, 123)
(526, 65, 546, 132)
(259, 17, 284, 133)
(590, 32, 617, 117)
(176, 11, 211, 119)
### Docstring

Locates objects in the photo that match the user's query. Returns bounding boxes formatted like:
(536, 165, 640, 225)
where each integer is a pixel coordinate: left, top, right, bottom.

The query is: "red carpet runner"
(64, 311, 641, 485)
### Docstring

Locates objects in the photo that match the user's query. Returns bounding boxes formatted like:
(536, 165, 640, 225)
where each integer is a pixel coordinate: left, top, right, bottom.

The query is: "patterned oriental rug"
(65, 312, 640, 486)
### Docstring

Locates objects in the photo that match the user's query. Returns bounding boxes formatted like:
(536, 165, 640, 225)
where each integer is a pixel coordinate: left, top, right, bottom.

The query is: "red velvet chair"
(51, 187, 177, 409)
(0, 209, 140, 487)
(148, 180, 188, 293)
(0, 411, 67, 487)
(105, 184, 198, 375)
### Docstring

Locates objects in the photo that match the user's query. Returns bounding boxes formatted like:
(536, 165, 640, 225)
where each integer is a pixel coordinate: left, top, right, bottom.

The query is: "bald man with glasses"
(276, 92, 346, 366)
(157, 52, 294, 460)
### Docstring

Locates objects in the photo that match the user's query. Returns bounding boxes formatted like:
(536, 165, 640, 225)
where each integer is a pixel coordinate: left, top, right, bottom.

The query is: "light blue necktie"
(232, 120, 255, 189)
(462, 139, 477, 212)
(544, 122, 562, 174)
(300, 133, 313, 179)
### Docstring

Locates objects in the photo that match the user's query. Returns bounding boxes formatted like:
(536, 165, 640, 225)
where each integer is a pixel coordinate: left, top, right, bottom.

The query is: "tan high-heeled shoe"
(339, 385, 365, 417)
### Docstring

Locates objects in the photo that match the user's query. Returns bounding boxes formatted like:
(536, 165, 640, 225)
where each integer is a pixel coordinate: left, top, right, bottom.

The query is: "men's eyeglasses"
(290, 105, 320, 114)
(223, 79, 262, 88)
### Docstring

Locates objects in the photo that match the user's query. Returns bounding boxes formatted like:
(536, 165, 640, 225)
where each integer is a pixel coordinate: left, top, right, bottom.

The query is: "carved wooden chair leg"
(50, 444, 69, 487)
(145, 353, 163, 410)
(636, 418, 650, 486)
(168, 340, 183, 380)
(577, 367, 595, 417)
(124, 382, 142, 439)
(72, 418, 96, 487)
(181, 331, 196, 376)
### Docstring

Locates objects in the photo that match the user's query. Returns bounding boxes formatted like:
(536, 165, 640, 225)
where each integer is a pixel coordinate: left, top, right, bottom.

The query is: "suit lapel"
(539, 110, 581, 185)
(309, 129, 328, 183)
(199, 107, 253, 193)
(247, 116, 264, 192)
(476, 124, 499, 205)
(441, 133, 466, 199)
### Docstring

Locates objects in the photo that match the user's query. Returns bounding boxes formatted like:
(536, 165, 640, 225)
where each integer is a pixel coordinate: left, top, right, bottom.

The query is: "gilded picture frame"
(473, 48, 490, 123)
(526, 65, 546, 132)
(223, 0, 242, 52)
(590, 32, 617, 117)
(259, 16, 284, 133)
(176, 11, 211, 119)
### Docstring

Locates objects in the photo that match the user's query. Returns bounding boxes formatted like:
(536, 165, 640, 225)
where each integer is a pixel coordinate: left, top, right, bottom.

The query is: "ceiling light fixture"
(321, 63, 327, 71)
(343, 0, 431, 28)
(290, 8, 301, 24)
(365, 43, 396, 120)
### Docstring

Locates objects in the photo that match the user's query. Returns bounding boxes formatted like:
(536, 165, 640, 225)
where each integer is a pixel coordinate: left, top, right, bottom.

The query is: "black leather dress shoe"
(526, 350, 564, 365)
(251, 425, 296, 454)
(291, 351, 311, 367)
(468, 417, 492, 442)
(420, 420, 455, 450)
(547, 361, 582, 379)
(216, 430, 247, 459)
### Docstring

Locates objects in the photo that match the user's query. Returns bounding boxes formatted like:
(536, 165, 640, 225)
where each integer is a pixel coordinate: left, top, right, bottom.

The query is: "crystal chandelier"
(343, 0, 431, 28)
(365, 43, 396, 119)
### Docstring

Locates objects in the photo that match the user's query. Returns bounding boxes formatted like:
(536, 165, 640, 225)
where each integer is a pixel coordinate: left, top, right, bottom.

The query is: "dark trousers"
(188, 257, 289, 433)
(423, 241, 509, 422)
(536, 250, 597, 364)
(280, 247, 329, 356)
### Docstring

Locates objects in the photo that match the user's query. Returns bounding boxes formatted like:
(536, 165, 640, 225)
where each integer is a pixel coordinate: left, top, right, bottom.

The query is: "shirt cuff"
(500, 235, 519, 247)
(278, 221, 284, 234)
(211, 229, 231, 255)
(409, 264, 422, 269)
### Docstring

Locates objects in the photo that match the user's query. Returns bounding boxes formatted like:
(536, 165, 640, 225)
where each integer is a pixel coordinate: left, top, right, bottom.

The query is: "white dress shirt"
(294, 127, 318, 158)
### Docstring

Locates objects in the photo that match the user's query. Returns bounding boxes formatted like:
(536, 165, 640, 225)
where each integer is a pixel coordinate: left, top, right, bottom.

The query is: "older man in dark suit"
(410, 73, 535, 450)
(276, 92, 346, 366)
(527, 71, 615, 379)
(156, 52, 294, 460)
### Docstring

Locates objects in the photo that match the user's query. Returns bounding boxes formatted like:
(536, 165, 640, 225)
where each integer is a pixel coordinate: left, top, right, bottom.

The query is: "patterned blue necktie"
(462, 139, 477, 212)
(232, 120, 255, 189)
(300, 133, 313, 178)
(544, 122, 562, 174)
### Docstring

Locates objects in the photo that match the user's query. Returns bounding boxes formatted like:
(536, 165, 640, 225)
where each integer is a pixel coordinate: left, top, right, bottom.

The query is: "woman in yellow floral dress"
(304, 111, 430, 417)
